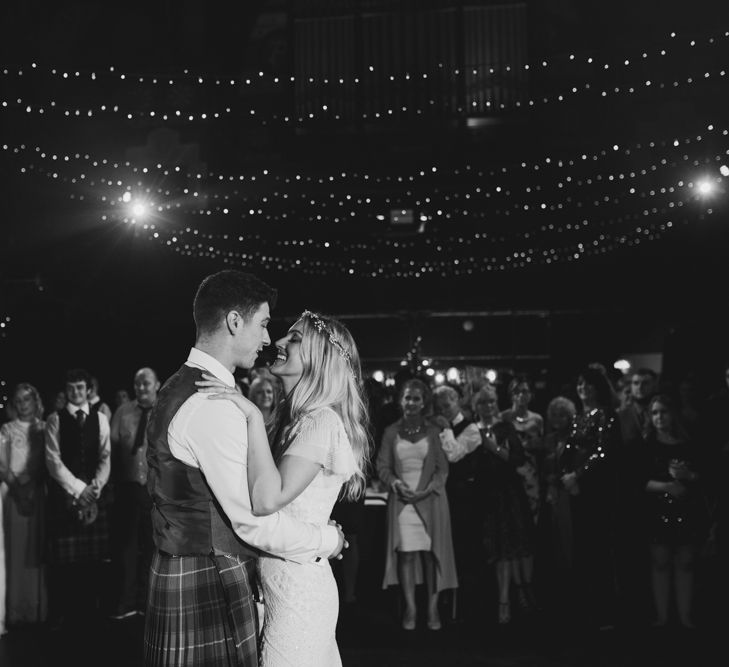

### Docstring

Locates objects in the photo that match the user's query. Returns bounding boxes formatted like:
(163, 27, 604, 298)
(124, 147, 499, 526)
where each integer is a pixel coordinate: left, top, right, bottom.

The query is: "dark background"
(1, 0, 728, 407)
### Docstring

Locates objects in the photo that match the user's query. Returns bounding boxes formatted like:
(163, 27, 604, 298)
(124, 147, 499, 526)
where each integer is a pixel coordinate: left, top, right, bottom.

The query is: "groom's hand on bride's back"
(328, 519, 348, 560)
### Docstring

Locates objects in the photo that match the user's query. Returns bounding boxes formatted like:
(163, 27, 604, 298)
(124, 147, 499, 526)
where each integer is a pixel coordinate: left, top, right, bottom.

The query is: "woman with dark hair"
(556, 366, 622, 630)
(377, 377, 457, 631)
(499, 375, 544, 526)
(643, 394, 709, 629)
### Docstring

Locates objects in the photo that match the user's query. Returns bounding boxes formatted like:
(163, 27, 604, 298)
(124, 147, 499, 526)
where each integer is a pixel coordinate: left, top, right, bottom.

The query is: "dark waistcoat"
(146, 364, 258, 558)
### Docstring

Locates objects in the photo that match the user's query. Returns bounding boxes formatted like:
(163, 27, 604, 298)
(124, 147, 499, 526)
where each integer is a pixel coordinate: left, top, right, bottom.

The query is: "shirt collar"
(186, 347, 236, 387)
(66, 403, 89, 417)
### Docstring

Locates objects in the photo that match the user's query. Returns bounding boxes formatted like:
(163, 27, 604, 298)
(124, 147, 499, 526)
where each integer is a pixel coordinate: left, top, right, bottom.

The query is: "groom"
(144, 270, 345, 666)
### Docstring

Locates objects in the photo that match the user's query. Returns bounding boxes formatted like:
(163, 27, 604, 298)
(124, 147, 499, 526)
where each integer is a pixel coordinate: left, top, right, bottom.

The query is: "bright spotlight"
(121, 191, 132, 203)
(697, 179, 714, 196)
(434, 372, 446, 385)
(720, 165, 729, 177)
(425, 368, 435, 377)
(485, 369, 498, 383)
(131, 203, 147, 217)
(372, 370, 385, 383)
(446, 367, 460, 383)
(422, 359, 430, 367)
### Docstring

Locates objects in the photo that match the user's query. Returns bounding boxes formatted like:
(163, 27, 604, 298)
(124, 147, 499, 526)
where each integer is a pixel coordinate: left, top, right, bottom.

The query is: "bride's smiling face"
(269, 319, 305, 385)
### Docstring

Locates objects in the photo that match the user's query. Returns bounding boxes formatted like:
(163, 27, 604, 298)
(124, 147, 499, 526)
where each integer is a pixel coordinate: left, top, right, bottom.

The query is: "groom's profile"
(143, 270, 344, 667)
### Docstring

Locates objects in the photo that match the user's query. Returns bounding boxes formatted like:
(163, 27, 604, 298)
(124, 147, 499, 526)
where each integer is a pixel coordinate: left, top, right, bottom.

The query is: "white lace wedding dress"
(258, 407, 356, 667)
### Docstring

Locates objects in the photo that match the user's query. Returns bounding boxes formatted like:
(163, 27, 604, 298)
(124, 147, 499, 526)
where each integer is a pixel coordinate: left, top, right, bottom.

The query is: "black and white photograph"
(1, 1, 728, 665)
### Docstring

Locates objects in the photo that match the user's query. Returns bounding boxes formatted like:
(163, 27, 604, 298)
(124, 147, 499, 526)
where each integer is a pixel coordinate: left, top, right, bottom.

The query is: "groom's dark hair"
(193, 270, 277, 337)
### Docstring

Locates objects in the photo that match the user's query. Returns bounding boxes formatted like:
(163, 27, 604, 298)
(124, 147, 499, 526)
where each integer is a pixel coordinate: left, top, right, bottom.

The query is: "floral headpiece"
(300, 310, 352, 366)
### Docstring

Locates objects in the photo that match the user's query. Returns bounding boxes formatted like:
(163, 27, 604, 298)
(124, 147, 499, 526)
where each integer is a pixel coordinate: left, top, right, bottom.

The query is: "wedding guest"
(557, 367, 621, 630)
(644, 394, 710, 629)
(499, 375, 544, 525)
(44, 368, 111, 629)
(0, 383, 48, 627)
(473, 385, 534, 624)
(114, 389, 131, 412)
(378, 378, 457, 631)
(615, 367, 657, 629)
(108, 367, 160, 619)
(542, 395, 577, 611)
(431, 384, 481, 620)
(248, 376, 278, 424)
(88, 376, 113, 422)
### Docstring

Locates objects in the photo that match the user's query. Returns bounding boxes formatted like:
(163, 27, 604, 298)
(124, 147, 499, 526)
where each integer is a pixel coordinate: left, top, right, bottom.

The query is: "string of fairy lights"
(1, 28, 727, 123)
(2, 65, 726, 124)
(3, 122, 727, 188)
(10, 149, 719, 278)
(2, 28, 725, 88)
(0, 26, 727, 278)
(13, 150, 724, 245)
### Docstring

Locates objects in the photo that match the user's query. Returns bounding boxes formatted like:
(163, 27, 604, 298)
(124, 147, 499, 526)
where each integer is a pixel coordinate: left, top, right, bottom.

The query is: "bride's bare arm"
(197, 373, 320, 516)
(245, 411, 321, 516)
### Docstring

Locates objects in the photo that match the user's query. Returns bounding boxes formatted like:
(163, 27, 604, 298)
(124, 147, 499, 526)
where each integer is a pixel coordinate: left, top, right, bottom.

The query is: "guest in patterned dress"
(0, 383, 48, 627)
(499, 376, 544, 526)
(557, 367, 622, 630)
(44, 368, 111, 629)
(377, 378, 457, 631)
(472, 385, 535, 624)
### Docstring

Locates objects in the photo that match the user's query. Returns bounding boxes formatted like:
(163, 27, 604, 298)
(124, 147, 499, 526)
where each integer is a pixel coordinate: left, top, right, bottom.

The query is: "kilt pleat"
(144, 551, 259, 667)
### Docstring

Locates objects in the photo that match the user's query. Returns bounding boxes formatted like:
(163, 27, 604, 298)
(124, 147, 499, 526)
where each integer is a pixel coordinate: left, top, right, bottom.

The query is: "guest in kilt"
(44, 367, 111, 629)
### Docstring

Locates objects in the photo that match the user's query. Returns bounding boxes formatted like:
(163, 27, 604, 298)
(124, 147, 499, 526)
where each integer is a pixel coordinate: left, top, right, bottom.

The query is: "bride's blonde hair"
(269, 311, 370, 500)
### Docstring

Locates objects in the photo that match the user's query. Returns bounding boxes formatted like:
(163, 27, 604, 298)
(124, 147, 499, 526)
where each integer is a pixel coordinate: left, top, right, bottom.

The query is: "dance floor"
(0, 598, 724, 667)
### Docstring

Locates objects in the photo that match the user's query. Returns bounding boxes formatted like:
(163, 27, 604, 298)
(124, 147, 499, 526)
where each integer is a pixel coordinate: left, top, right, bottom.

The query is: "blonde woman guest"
(248, 376, 278, 423)
(377, 378, 457, 631)
(542, 396, 577, 611)
(198, 310, 369, 667)
(0, 383, 48, 628)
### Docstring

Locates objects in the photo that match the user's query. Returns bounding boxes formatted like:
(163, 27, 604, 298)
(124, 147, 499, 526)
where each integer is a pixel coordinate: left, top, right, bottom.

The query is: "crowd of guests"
(366, 363, 729, 634)
(0, 361, 727, 639)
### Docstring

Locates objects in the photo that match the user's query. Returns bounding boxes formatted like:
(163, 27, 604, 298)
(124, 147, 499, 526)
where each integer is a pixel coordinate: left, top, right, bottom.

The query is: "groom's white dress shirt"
(167, 347, 338, 564)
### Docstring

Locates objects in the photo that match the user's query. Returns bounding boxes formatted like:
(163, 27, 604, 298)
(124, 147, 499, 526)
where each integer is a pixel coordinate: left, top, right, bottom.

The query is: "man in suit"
(143, 270, 345, 666)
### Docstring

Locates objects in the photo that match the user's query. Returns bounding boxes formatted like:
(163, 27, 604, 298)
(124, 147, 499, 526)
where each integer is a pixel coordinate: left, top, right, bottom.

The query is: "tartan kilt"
(144, 551, 259, 667)
(48, 501, 110, 565)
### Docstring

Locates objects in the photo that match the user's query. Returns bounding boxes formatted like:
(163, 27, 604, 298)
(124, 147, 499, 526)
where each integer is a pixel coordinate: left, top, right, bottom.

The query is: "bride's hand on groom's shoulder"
(196, 373, 261, 420)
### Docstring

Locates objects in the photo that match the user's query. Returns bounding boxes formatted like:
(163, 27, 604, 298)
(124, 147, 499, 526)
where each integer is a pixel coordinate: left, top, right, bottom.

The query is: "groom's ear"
(225, 310, 240, 335)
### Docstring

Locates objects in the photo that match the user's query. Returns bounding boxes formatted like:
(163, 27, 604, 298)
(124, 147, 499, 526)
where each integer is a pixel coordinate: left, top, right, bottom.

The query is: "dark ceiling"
(2, 0, 729, 399)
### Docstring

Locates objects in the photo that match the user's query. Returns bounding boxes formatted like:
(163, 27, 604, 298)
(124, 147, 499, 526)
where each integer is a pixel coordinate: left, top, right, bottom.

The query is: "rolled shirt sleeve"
(439, 423, 482, 462)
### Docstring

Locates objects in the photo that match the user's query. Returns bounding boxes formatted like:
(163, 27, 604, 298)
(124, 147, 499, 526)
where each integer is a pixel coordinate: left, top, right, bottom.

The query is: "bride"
(198, 310, 370, 666)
